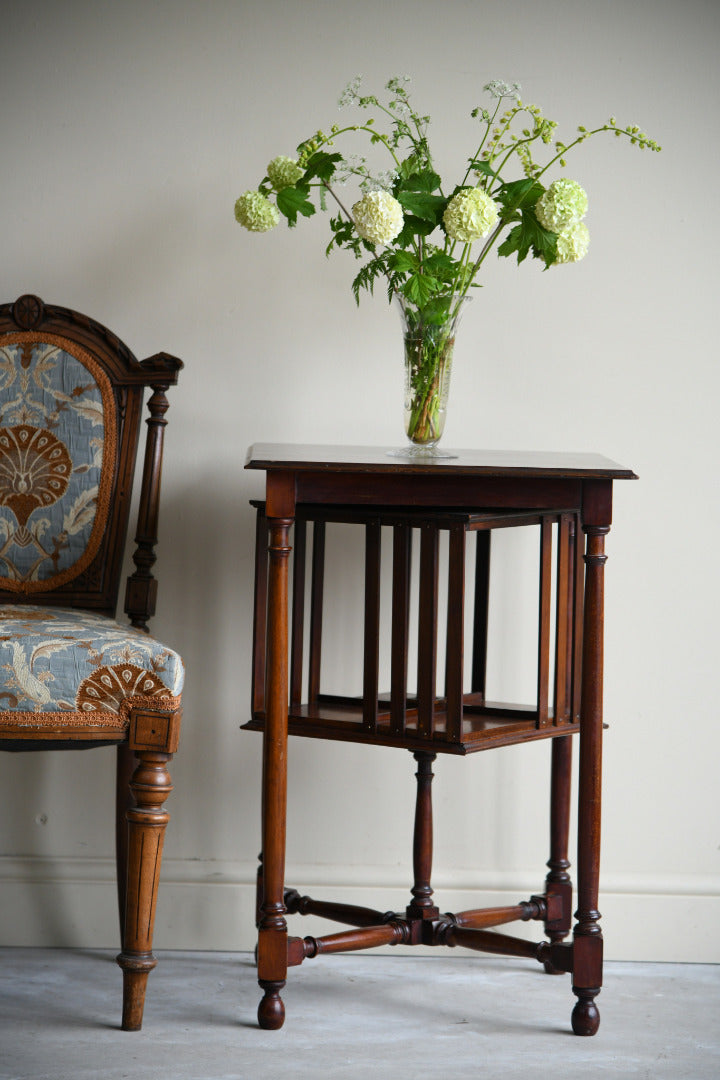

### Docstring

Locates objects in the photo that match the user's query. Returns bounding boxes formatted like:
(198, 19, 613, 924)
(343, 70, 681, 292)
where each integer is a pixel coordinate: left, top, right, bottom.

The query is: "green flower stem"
(534, 122, 657, 179)
(308, 123, 403, 170)
(461, 100, 504, 186)
(486, 132, 543, 189)
(447, 243, 473, 320)
(451, 221, 506, 311)
(362, 97, 431, 164)
(535, 129, 601, 177)
(320, 179, 354, 222)
(404, 322, 456, 445)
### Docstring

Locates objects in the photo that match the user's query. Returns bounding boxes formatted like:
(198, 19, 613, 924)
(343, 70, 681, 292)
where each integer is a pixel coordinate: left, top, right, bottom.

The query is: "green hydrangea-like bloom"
(267, 155, 303, 191)
(555, 221, 590, 263)
(352, 190, 404, 245)
(443, 187, 499, 243)
(234, 190, 279, 232)
(535, 179, 588, 232)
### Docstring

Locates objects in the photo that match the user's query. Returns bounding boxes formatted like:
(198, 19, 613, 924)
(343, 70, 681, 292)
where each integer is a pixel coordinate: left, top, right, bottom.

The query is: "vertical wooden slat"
(290, 518, 306, 707)
(363, 522, 381, 733)
(251, 507, 269, 716)
(445, 524, 466, 741)
(537, 517, 553, 728)
(563, 518, 575, 718)
(391, 524, 412, 736)
(553, 514, 571, 725)
(571, 514, 585, 724)
(417, 525, 439, 738)
(307, 521, 325, 706)
(471, 529, 491, 697)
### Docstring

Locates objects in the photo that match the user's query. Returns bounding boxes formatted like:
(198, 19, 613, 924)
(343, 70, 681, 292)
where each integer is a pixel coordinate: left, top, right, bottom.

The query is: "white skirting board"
(0, 857, 717, 963)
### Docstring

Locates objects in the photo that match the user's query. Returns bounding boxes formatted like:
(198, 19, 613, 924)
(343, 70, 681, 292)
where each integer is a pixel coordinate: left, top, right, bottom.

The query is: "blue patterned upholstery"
(0, 605, 183, 737)
(0, 335, 115, 592)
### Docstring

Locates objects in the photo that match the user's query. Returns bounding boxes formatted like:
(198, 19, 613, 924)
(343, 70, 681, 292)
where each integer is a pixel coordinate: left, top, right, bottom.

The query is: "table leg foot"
(258, 980, 286, 1029)
(571, 989, 600, 1035)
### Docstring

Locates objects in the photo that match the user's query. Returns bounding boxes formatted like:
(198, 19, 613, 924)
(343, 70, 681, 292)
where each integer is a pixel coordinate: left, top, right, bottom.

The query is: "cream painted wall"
(1, 0, 718, 963)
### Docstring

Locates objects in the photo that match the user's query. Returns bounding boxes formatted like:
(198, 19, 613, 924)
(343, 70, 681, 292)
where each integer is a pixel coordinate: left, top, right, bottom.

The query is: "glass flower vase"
(393, 299, 465, 458)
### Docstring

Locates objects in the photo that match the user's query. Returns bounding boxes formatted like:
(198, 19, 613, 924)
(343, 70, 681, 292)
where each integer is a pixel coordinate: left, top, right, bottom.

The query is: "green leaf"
(396, 215, 437, 245)
(397, 190, 447, 224)
(302, 151, 343, 183)
(398, 155, 423, 181)
(352, 253, 391, 304)
(468, 159, 494, 177)
(498, 208, 557, 266)
(423, 250, 457, 283)
(325, 215, 358, 255)
(401, 271, 443, 307)
(417, 297, 455, 324)
(276, 184, 315, 227)
(397, 168, 442, 193)
(498, 178, 545, 217)
(387, 250, 419, 275)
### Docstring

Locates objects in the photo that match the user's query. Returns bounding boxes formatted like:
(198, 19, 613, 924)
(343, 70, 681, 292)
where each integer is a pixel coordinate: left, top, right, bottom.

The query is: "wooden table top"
(245, 443, 637, 481)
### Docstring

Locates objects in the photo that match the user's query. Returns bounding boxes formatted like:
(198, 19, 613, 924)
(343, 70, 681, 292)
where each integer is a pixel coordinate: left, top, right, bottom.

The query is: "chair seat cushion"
(0, 605, 183, 739)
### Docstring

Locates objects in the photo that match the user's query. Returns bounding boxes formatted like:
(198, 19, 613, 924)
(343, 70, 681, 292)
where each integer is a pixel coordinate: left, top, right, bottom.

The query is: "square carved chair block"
(0, 295, 183, 1031)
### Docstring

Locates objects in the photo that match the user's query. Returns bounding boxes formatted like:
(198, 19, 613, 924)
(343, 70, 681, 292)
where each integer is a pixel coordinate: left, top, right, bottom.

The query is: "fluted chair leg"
(116, 750, 174, 1031)
(115, 744, 137, 941)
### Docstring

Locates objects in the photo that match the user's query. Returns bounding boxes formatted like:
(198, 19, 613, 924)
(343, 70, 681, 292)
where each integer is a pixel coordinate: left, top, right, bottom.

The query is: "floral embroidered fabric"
(0, 606, 183, 732)
(0, 334, 116, 592)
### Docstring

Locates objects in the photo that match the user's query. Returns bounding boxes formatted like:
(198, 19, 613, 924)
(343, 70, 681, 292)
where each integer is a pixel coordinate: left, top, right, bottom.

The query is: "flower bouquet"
(235, 77, 659, 452)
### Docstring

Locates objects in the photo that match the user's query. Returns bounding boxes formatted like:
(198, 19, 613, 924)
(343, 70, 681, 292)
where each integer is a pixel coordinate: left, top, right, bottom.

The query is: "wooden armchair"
(0, 295, 183, 1030)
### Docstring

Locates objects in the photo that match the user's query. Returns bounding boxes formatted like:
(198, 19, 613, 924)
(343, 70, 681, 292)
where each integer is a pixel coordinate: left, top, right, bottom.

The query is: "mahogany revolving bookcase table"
(244, 444, 636, 1036)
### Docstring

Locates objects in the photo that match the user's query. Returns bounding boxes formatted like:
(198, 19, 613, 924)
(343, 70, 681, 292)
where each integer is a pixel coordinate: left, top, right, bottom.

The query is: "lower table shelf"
(245, 692, 579, 753)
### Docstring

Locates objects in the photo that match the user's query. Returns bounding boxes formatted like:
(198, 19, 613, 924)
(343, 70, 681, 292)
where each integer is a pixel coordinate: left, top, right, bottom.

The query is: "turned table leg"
(257, 511, 293, 1030)
(406, 751, 439, 922)
(571, 523, 609, 1036)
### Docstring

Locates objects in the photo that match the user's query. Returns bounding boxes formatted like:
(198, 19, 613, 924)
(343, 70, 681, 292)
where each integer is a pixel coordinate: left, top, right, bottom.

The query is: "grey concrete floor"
(0, 949, 718, 1079)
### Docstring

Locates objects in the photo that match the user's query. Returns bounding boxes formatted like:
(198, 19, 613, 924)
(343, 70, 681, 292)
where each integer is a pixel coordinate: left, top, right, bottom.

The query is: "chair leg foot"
(117, 954, 157, 1031)
(258, 980, 285, 1029)
(571, 989, 601, 1035)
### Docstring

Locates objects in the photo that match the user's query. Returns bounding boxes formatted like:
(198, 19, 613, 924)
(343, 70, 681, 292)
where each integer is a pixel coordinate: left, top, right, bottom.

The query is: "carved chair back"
(0, 294, 181, 628)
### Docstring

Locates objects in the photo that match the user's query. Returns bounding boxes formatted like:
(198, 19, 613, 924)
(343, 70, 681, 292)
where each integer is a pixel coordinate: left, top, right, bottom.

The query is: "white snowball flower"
(443, 188, 499, 243)
(535, 179, 588, 232)
(267, 155, 303, 191)
(352, 190, 405, 245)
(555, 221, 590, 263)
(234, 190, 279, 232)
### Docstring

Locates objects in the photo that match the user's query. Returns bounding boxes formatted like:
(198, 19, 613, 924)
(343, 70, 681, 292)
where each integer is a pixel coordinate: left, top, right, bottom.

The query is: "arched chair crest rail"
(0, 295, 183, 1030)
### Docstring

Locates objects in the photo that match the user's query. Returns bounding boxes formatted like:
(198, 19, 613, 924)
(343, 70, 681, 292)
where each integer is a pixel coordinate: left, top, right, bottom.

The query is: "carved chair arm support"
(124, 357, 182, 631)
